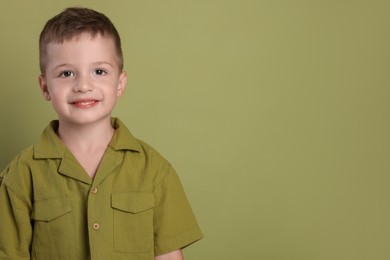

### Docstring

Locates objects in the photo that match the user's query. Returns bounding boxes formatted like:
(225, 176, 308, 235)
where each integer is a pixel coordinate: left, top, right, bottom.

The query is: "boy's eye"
(59, 71, 75, 78)
(94, 69, 107, 76)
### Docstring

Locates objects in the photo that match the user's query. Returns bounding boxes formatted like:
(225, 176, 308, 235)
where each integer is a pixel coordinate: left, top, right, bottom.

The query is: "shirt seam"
(3, 182, 30, 207)
(153, 166, 171, 189)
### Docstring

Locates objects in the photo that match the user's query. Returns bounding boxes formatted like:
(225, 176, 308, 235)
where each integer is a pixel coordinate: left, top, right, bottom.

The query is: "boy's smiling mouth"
(70, 99, 100, 108)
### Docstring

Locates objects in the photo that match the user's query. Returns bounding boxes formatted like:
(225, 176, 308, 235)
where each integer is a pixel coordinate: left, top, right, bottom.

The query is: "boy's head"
(39, 7, 123, 75)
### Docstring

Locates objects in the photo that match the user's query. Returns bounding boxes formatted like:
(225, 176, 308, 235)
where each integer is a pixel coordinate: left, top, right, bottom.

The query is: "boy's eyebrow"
(50, 63, 73, 72)
(92, 62, 115, 68)
(51, 62, 114, 72)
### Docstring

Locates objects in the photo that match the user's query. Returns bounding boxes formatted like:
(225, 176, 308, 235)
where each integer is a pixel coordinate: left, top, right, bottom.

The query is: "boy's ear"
(117, 71, 127, 97)
(38, 74, 51, 101)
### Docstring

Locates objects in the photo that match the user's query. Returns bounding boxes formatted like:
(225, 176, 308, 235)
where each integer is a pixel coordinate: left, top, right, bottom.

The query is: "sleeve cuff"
(154, 225, 203, 256)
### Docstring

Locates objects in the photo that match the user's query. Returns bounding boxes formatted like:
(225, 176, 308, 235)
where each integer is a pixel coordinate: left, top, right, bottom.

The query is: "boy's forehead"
(45, 33, 118, 61)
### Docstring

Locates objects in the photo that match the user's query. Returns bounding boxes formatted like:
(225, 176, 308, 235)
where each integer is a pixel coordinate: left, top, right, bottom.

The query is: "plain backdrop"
(1, 1, 390, 259)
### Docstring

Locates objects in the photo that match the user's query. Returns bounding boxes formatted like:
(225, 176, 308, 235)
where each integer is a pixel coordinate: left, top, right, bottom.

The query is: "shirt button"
(91, 187, 98, 194)
(93, 223, 100, 230)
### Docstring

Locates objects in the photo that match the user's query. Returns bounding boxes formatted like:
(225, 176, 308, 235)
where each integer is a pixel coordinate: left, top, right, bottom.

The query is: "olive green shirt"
(0, 118, 202, 260)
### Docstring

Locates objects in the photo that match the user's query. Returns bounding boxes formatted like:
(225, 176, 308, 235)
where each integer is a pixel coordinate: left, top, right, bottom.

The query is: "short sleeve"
(153, 164, 203, 256)
(0, 168, 33, 259)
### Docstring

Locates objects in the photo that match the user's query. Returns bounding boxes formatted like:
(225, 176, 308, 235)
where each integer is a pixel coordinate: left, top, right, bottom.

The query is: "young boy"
(0, 7, 202, 260)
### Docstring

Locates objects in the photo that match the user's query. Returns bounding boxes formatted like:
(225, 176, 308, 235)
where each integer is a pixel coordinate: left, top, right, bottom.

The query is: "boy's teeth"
(77, 101, 94, 105)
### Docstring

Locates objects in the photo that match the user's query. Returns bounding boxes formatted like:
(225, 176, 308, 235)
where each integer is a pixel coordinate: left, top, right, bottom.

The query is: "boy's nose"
(74, 76, 94, 93)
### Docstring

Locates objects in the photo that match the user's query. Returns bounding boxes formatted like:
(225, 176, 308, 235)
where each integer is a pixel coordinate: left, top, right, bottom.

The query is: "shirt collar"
(33, 117, 141, 159)
(108, 117, 141, 152)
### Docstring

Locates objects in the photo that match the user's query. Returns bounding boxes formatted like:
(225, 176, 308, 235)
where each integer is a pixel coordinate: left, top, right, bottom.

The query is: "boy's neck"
(56, 118, 115, 152)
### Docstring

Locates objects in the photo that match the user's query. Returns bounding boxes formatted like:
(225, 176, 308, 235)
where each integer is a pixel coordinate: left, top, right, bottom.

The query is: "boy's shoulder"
(119, 133, 175, 181)
(111, 118, 177, 184)
(110, 118, 171, 165)
(135, 138, 168, 162)
(0, 145, 35, 192)
(2, 145, 35, 173)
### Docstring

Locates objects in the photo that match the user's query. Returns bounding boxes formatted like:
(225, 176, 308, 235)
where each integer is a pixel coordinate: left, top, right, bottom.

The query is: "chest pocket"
(31, 195, 75, 259)
(111, 192, 154, 253)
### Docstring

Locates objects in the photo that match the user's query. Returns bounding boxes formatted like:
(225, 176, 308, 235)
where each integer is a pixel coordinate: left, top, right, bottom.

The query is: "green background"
(1, 1, 389, 259)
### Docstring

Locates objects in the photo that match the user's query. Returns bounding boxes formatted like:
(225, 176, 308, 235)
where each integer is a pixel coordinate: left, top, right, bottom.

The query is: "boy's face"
(38, 33, 126, 126)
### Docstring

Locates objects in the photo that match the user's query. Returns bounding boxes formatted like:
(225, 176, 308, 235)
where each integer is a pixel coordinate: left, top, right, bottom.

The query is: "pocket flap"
(111, 192, 154, 213)
(32, 195, 72, 221)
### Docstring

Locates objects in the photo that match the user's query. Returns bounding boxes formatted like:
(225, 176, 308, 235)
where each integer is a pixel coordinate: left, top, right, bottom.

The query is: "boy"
(0, 7, 202, 260)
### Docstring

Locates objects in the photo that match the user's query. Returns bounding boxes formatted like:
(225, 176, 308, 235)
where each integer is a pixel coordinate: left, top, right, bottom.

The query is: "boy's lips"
(70, 99, 100, 108)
